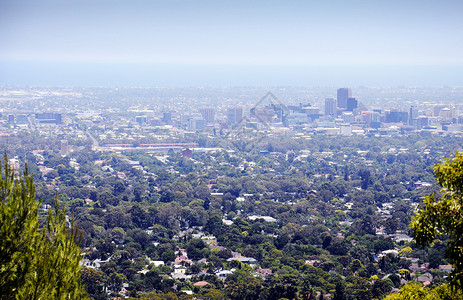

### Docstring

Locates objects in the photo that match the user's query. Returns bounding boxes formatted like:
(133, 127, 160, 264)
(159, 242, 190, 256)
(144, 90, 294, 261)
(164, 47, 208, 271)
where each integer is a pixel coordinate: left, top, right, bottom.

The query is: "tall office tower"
(162, 112, 172, 125)
(409, 106, 419, 125)
(371, 111, 381, 127)
(346, 98, 358, 112)
(337, 88, 352, 109)
(417, 116, 429, 129)
(324, 98, 336, 116)
(199, 108, 215, 124)
(361, 111, 372, 127)
(227, 107, 243, 125)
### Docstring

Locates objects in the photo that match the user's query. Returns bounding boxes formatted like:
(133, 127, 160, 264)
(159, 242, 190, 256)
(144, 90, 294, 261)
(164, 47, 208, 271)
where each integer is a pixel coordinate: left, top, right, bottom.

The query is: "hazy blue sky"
(1, 0, 462, 86)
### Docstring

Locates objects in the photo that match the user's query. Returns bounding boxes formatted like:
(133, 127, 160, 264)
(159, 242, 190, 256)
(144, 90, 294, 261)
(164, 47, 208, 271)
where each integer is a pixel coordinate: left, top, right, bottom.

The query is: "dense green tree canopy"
(5, 131, 463, 299)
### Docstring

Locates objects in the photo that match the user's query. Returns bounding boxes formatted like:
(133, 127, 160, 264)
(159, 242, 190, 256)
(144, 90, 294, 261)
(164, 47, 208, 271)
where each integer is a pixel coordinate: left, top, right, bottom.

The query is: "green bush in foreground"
(411, 151, 463, 290)
(0, 155, 88, 300)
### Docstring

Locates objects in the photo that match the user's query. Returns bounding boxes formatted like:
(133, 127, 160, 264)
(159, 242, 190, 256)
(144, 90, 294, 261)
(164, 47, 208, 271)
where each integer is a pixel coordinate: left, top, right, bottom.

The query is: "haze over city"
(4, 1, 463, 299)
(1, 0, 462, 87)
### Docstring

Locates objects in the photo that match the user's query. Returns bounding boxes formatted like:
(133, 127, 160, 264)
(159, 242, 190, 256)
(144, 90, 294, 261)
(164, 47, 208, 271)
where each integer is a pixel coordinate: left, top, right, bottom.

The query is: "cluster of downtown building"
(145, 88, 463, 138)
(322, 88, 461, 135)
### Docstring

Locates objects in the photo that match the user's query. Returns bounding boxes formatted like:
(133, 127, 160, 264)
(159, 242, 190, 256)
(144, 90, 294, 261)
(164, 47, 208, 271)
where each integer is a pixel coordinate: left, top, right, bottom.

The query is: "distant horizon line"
(1, 62, 462, 88)
(2, 84, 463, 89)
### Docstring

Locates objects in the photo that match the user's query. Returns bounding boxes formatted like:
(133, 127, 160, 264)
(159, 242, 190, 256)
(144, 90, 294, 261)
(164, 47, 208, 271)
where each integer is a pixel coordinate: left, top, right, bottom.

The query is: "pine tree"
(0, 156, 40, 299)
(0, 155, 88, 299)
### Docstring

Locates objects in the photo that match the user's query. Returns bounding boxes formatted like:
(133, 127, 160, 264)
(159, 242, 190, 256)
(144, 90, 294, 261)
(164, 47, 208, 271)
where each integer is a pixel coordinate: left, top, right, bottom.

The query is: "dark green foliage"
(371, 279, 393, 298)
(225, 268, 263, 300)
(186, 239, 208, 260)
(333, 280, 347, 300)
(205, 215, 223, 236)
(81, 267, 107, 300)
(0, 155, 88, 299)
